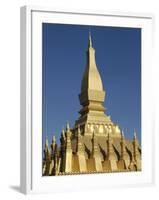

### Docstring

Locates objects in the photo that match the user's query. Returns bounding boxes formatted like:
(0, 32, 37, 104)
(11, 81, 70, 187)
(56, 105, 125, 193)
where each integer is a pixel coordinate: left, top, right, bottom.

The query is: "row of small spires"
(44, 121, 138, 148)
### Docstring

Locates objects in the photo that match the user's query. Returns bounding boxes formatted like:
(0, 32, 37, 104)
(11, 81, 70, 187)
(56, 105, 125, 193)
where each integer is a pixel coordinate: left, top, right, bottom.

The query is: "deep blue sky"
(42, 23, 141, 146)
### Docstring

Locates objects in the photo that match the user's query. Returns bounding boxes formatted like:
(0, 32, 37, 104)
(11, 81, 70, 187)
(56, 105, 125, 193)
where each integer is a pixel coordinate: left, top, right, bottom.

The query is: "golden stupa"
(42, 33, 141, 176)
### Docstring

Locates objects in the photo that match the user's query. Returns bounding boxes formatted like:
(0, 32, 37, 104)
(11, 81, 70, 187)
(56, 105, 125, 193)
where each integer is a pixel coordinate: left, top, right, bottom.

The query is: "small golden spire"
(45, 137, 49, 148)
(134, 129, 137, 140)
(121, 130, 124, 138)
(133, 129, 138, 162)
(66, 121, 70, 131)
(52, 135, 56, 144)
(120, 130, 126, 160)
(44, 137, 50, 157)
(62, 127, 65, 136)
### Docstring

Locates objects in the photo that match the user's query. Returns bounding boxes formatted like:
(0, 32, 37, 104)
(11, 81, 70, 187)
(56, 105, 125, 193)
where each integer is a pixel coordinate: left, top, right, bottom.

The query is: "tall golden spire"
(81, 32, 104, 92)
(75, 32, 113, 132)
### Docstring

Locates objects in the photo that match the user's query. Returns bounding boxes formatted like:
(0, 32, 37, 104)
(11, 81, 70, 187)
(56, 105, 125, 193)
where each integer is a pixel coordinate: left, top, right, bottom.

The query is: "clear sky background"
(42, 23, 141, 147)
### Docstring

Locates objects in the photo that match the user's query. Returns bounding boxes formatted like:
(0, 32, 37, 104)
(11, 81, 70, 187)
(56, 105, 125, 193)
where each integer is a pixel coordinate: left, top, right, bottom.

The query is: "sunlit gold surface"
(42, 34, 141, 176)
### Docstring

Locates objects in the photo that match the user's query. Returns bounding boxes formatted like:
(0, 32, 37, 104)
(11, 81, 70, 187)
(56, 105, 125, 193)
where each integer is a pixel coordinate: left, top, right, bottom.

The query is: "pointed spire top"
(52, 135, 56, 144)
(45, 137, 49, 148)
(66, 121, 70, 131)
(134, 129, 137, 139)
(121, 130, 124, 137)
(88, 30, 92, 47)
(61, 127, 66, 140)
